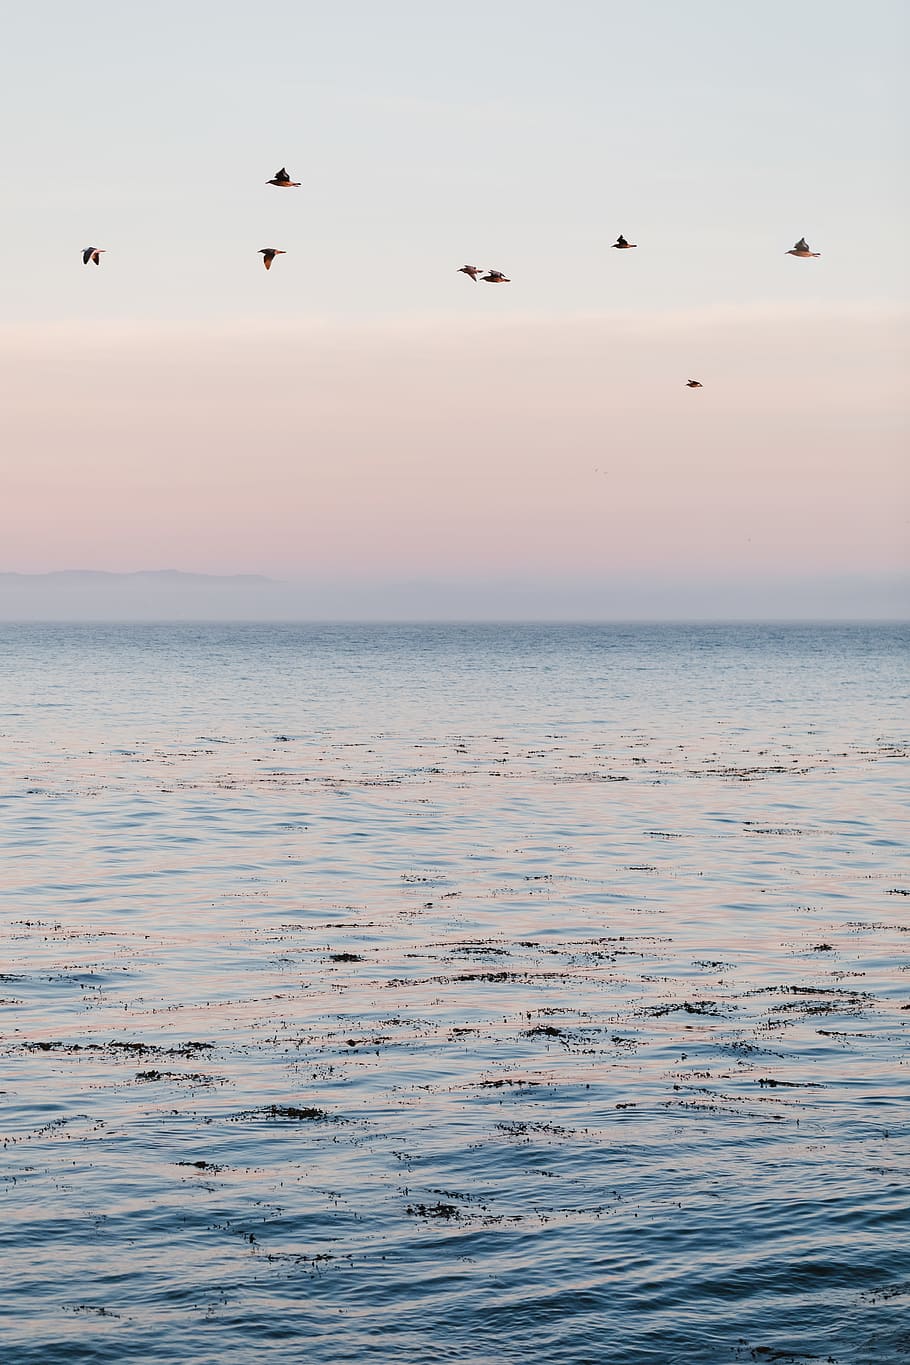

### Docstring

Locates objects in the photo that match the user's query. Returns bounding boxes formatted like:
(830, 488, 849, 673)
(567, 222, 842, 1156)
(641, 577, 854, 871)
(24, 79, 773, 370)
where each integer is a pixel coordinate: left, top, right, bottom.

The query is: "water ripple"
(0, 624, 907, 1363)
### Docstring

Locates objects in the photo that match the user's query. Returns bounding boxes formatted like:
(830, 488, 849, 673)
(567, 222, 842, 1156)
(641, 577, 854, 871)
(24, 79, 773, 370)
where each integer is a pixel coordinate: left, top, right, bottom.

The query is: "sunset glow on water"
(1, 623, 906, 1363)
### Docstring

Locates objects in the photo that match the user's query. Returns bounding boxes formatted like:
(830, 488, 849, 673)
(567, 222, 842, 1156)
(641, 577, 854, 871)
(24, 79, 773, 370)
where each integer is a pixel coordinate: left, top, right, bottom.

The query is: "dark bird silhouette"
(259, 248, 286, 270)
(786, 237, 820, 258)
(458, 265, 482, 281)
(481, 270, 510, 283)
(82, 247, 105, 266)
(267, 167, 300, 187)
(611, 235, 637, 249)
(686, 379, 703, 388)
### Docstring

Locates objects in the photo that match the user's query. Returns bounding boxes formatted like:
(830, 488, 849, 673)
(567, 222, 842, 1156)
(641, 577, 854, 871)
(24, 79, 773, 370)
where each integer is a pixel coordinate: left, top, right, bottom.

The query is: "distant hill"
(0, 571, 274, 587)
(0, 571, 285, 620)
(0, 570, 905, 622)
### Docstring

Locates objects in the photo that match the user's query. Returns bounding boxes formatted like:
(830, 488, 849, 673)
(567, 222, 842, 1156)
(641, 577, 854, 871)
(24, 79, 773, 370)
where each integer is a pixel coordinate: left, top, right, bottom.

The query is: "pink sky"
(2, 304, 905, 585)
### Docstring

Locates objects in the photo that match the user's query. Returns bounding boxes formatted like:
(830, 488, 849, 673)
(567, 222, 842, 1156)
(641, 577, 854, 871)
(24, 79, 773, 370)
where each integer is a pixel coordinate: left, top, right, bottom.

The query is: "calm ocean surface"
(0, 623, 907, 1364)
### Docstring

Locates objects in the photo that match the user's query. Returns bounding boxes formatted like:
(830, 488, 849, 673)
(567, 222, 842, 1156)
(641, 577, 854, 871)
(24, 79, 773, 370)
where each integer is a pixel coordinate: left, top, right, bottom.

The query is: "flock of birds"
(80, 169, 823, 389)
(454, 233, 821, 389)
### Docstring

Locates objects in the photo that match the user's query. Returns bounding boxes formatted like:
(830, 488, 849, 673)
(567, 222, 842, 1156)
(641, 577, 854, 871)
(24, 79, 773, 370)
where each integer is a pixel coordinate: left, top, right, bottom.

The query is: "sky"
(0, 1, 906, 617)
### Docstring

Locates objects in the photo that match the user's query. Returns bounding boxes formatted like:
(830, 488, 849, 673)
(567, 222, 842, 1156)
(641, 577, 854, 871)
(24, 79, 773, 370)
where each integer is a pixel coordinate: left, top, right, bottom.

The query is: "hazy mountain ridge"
(0, 571, 276, 587)
(0, 570, 285, 621)
(0, 570, 905, 621)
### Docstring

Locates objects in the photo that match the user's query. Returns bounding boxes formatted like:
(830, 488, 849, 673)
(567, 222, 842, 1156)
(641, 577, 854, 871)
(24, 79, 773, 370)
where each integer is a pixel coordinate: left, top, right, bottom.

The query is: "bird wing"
(83, 248, 93, 264)
(275, 168, 289, 181)
(794, 238, 809, 251)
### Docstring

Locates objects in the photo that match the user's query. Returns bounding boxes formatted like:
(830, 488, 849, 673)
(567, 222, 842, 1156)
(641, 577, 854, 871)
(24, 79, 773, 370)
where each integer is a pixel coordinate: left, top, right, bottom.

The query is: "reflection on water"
(0, 624, 907, 1364)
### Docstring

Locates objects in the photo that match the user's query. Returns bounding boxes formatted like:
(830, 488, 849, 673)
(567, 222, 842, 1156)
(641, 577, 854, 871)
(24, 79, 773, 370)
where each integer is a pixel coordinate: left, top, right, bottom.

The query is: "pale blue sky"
(1, 0, 905, 321)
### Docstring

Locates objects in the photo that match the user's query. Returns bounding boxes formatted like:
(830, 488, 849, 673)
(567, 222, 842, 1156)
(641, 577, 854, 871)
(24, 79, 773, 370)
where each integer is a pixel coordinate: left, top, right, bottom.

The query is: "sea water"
(0, 623, 907, 1363)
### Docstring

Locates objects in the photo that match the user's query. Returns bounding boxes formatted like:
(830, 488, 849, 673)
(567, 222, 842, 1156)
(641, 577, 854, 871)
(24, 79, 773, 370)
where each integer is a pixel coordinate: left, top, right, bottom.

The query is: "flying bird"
(482, 270, 510, 283)
(611, 235, 637, 249)
(82, 247, 105, 266)
(686, 379, 703, 388)
(259, 248, 286, 270)
(267, 167, 300, 187)
(458, 265, 482, 281)
(786, 237, 820, 258)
